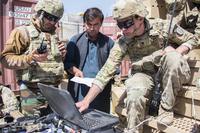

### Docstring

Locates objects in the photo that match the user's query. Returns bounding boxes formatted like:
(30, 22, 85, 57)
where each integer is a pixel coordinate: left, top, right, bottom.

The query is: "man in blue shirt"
(64, 7, 114, 113)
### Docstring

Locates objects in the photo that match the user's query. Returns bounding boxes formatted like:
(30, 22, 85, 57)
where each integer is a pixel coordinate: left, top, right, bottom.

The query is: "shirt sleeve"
(151, 18, 198, 50)
(169, 24, 198, 49)
(0, 27, 32, 69)
(93, 39, 126, 90)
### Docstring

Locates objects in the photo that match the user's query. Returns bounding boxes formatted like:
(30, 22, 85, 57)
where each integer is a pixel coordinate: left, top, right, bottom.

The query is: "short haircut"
(83, 7, 104, 23)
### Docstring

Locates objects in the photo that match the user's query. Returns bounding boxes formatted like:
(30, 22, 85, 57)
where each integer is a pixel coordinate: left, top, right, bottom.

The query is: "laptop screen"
(38, 83, 119, 131)
(37, 83, 83, 122)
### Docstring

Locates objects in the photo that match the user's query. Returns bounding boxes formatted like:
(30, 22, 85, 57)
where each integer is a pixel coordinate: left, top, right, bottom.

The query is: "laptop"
(37, 83, 119, 132)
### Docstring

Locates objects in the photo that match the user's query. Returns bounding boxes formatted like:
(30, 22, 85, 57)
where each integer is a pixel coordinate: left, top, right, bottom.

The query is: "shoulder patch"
(173, 24, 184, 36)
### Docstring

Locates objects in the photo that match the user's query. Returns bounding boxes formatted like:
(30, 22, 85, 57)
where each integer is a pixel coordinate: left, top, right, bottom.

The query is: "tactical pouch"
(19, 62, 64, 83)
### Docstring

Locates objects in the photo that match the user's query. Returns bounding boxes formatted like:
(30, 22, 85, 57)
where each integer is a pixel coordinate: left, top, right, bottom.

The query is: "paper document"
(70, 77, 94, 87)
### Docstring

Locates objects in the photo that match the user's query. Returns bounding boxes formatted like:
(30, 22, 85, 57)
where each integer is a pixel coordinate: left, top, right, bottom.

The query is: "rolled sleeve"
(170, 24, 198, 49)
(92, 79, 105, 91)
(93, 40, 126, 90)
(181, 42, 193, 50)
(0, 27, 31, 69)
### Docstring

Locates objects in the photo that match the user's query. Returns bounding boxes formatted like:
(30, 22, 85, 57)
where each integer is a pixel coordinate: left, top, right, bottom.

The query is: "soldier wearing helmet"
(76, 0, 198, 132)
(0, 0, 66, 116)
(164, 0, 200, 45)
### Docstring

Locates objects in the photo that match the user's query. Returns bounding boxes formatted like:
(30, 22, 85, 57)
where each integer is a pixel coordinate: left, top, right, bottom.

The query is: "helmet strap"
(39, 11, 45, 21)
(38, 11, 47, 31)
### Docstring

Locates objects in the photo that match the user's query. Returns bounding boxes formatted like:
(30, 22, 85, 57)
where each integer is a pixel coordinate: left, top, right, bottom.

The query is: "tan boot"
(157, 106, 174, 125)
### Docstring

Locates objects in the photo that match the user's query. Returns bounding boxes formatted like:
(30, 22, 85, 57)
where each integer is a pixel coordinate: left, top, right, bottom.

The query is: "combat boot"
(157, 106, 174, 125)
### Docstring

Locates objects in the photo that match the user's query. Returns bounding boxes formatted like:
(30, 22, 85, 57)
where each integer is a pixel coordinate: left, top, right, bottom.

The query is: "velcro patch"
(173, 24, 184, 36)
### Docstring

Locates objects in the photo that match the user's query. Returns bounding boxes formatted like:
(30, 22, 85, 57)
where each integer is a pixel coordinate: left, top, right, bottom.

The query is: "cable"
(124, 116, 154, 132)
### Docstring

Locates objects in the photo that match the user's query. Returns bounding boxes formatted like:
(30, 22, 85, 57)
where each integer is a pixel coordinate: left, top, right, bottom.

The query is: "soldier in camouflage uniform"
(164, 0, 200, 44)
(0, 70, 18, 116)
(0, 0, 66, 116)
(76, 0, 198, 132)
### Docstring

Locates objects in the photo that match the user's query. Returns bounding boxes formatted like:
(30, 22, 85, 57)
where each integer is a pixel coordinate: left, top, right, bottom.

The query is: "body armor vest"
(16, 24, 64, 84)
(125, 19, 164, 62)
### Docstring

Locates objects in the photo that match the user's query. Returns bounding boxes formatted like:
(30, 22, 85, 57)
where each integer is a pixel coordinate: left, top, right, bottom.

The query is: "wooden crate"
(174, 86, 200, 120)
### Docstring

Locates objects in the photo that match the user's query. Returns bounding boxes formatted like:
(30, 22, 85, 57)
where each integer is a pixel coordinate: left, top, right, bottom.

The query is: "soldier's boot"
(157, 106, 174, 125)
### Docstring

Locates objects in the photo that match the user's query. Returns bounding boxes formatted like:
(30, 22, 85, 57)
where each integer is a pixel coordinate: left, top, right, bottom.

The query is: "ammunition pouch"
(16, 62, 64, 83)
(131, 50, 162, 74)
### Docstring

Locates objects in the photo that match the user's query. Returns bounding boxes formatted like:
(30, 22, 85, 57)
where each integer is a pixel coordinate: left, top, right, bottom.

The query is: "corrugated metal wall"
(0, 0, 37, 90)
(58, 21, 84, 41)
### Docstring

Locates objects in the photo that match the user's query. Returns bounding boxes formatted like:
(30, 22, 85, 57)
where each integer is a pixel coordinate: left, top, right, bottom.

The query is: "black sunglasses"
(43, 12, 59, 22)
(117, 18, 134, 29)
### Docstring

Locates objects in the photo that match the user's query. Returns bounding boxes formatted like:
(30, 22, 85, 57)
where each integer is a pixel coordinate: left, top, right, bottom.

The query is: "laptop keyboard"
(82, 116, 103, 128)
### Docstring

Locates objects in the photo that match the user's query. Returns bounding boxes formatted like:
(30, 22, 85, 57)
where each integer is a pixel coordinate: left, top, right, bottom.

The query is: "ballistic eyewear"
(117, 18, 134, 29)
(44, 12, 59, 22)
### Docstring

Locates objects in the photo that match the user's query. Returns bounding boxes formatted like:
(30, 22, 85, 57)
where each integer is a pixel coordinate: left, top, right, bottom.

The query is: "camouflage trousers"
(125, 52, 191, 133)
(18, 82, 51, 116)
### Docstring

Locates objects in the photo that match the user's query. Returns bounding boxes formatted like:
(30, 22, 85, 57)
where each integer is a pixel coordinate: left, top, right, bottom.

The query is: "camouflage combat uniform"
(0, 0, 64, 116)
(165, 0, 200, 44)
(92, 15, 198, 133)
(0, 70, 18, 115)
(0, 85, 18, 115)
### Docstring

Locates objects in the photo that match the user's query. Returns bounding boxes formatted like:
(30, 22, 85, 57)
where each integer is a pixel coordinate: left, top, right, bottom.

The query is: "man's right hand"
(74, 69, 84, 77)
(30, 49, 48, 62)
(68, 67, 84, 77)
(76, 99, 90, 113)
(76, 84, 102, 112)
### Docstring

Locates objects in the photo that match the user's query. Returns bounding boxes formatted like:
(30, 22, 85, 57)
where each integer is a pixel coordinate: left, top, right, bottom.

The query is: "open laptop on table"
(37, 83, 119, 132)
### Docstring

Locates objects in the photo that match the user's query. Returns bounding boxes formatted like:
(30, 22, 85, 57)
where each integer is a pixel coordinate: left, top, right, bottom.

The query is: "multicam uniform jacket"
(0, 17, 64, 84)
(93, 18, 198, 90)
(0, 17, 64, 115)
(166, 0, 200, 44)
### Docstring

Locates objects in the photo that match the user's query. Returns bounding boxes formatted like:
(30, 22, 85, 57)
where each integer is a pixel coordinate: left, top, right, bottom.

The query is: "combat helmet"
(34, 0, 64, 18)
(112, 0, 148, 20)
(165, 0, 186, 12)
